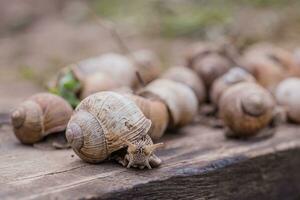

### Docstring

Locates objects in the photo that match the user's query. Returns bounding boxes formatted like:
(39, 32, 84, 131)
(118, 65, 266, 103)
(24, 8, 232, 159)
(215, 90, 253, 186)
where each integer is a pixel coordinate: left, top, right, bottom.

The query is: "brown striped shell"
(138, 79, 198, 127)
(11, 93, 73, 144)
(161, 66, 206, 104)
(220, 82, 275, 137)
(210, 67, 256, 106)
(65, 92, 154, 164)
(126, 94, 169, 140)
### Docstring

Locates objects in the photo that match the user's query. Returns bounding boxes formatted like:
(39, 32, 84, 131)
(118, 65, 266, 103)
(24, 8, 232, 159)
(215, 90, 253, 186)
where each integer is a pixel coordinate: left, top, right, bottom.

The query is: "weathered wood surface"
(0, 122, 300, 200)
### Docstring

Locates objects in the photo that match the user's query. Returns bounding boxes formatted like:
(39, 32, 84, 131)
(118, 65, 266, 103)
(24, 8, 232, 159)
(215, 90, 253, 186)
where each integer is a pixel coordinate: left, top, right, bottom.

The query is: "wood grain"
(0, 123, 300, 200)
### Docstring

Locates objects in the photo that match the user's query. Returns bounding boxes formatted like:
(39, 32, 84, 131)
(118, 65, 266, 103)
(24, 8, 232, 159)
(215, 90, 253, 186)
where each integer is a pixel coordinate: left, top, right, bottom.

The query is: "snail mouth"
(241, 93, 267, 117)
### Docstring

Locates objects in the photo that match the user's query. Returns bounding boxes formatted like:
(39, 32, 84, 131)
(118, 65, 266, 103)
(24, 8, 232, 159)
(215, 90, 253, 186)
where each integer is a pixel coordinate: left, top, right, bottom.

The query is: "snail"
(185, 42, 218, 68)
(130, 49, 162, 85)
(161, 66, 206, 104)
(219, 82, 275, 137)
(66, 91, 163, 169)
(243, 43, 300, 91)
(190, 53, 232, 90)
(11, 93, 73, 144)
(125, 94, 169, 140)
(210, 67, 256, 106)
(80, 72, 119, 99)
(275, 78, 300, 123)
(138, 79, 198, 127)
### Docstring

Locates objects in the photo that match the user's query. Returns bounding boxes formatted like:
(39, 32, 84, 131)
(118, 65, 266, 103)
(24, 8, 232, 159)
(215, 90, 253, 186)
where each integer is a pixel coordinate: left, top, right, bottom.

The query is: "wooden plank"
(0, 123, 300, 200)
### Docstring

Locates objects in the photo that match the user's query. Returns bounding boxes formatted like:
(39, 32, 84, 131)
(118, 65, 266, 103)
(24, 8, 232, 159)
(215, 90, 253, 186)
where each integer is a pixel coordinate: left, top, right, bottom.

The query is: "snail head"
(123, 139, 164, 169)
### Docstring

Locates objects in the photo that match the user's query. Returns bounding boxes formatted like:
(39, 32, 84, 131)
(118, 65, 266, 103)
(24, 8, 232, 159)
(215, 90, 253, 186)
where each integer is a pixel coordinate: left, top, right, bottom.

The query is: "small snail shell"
(66, 92, 156, 165)
(11, 93, 73, 144)
(243, 43, 299, 91)
(210, 67, 256, 106)
(130, 49, 161, 85)
(80, 72, 119, 99)
(220, 82, 275, 137)
(275, 78, 300, 123)
(161, 66, 206, 104)
(191, 53, 232, 90)
(125, 94, 169, 140)
(138, 79, 198, 127)
(72, 53, 137, 88)
(185, 42, 217, 68)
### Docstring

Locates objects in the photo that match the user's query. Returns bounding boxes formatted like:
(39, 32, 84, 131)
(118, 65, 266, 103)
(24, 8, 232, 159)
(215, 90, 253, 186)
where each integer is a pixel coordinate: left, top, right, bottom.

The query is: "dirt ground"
(1, 0, 300, 112)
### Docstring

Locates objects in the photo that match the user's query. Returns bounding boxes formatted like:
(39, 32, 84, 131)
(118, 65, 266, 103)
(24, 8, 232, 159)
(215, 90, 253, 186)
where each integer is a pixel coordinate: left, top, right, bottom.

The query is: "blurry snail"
(243, 43, 300, 91)
(275, 78, 300, 123)
(293, 48, 300, 68)
(138, 79, 198, 127)
(189, 53, 232, 90)
(72, 53, 137, 88)
(125, 94, 169, 140)
(161, 66, 206, 104)
(210, 67, 256, 106)
(80, 72, 119, 99)
(185, 42, 218, 68)
(130, 49, 162, 85)
(11, 93, 73, 144)
(219, 82, 275, 137)
(66, 91, 163, 169)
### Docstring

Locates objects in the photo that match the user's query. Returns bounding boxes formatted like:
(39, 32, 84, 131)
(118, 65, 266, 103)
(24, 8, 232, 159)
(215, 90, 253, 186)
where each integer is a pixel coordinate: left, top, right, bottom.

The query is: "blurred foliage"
(90, 0, 300, 38)
(49, 69, 81, 107)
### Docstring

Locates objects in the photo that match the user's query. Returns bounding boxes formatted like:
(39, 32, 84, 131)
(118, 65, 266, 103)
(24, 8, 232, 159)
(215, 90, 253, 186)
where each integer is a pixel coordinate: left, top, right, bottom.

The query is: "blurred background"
(1, 0, 300, 112)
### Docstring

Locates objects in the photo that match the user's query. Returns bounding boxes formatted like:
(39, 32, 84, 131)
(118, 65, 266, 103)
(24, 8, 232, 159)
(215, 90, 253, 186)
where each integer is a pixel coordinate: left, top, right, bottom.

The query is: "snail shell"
(138, 79, 198, 127)
(275, 78, 300, 123)
(161, 66, 206, 104)
(130, 49, 161, 85)
(11, 93, 73, 144)
(185, 42, 217, 68)
(125, 94, 169, 140)
(243, 43, 299, 91)
(191, 53, 232, 90)
(72, 53, 137, 88)
(80, 72, 119, 99)
(220, 82, 275, 137)
(66, 91, 152, 163)
(210, 67, 256, 106)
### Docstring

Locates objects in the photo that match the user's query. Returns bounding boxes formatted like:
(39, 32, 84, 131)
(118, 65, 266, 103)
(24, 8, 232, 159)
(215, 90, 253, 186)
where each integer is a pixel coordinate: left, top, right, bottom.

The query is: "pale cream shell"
(161, 66, 206, 104)
(74, 53, 137, 88)
(138, 79, 198, 127)
(66, 91, 152, 163)
(275, 78, 300, 123)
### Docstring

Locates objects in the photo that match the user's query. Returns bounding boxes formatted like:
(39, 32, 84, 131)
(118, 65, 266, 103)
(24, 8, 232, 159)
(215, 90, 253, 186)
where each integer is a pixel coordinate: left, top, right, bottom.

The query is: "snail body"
(126, 94, 169, 140)
(220, 82, 275, 137)
(139, 79, 198, 127)
(210, 67, 256, 106)
(161, 66, 206, 104)
(11, 93, 73, 144)
(66, 92, 162, 169)
(275, 78, 300, 123)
